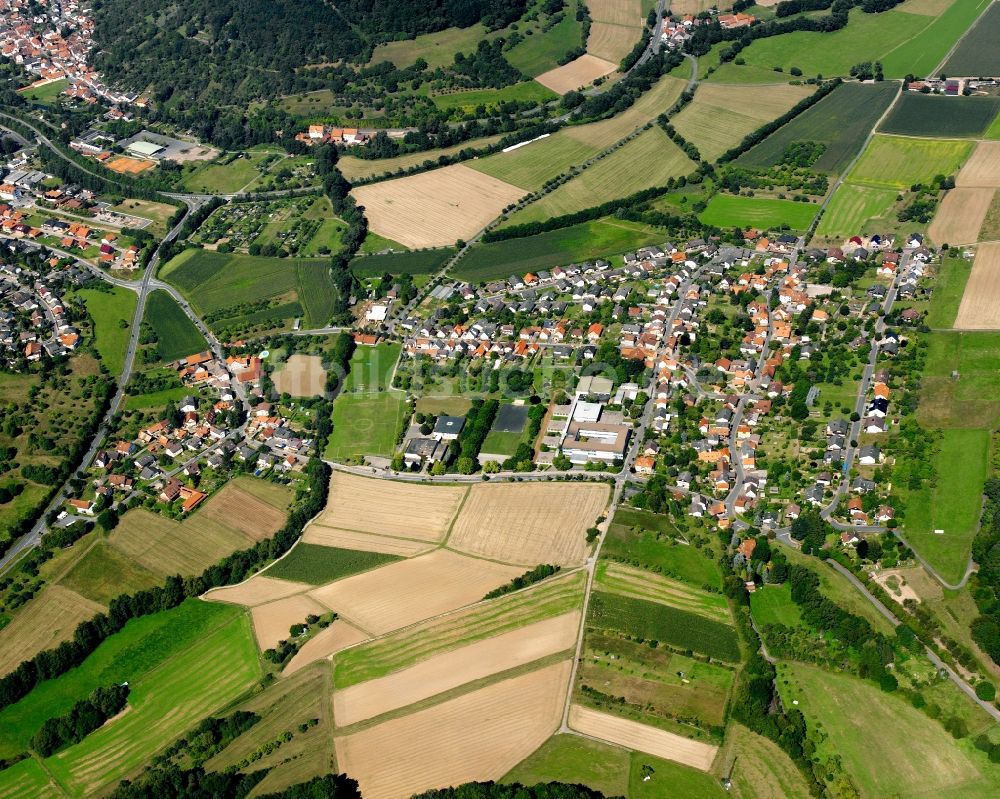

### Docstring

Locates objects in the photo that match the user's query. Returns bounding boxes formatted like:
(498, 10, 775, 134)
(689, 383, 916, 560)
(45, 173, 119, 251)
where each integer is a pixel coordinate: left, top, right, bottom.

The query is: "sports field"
(879, 93, 1000, 138)
(778, 662, 1000, 798)
(77, 286, 137, 376)
(671, 83, 813, 162)
(272, 353, 325, 396)
(536, 54, 618, 94)
(352, 164, 524, 248)
(928, 187, 994, 246)
(814, 184, 899, 241)
(502, 128, 693, 226)
(144, 289, 207, 362)
(737, 82, 899, 174)
(847, 135, 973, 190)
(698, 195, 817, 230)
(455, 217, 665, 282)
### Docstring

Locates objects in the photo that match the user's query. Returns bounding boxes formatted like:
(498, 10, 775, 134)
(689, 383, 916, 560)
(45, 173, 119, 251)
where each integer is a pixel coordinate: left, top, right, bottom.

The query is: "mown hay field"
(207, 574, 309, 606)
(814, 183, 899, 241)
(351, 164, 524, 248)
(956, 141, 1000, 188)
(847, 134, 973, 190)
(283, 620, 369, 675)
(314, 471, 467, 542)
(338, 134, 506, 181)
(502, 128, 693, 227)
(594, 561, 731, 623)
(586, 0, 643, 63)
(471, 75, 686, 190)
(308, 549, 522, 634)
(334, 661, 572, 799)
(334, 611, 580, 726)
(0, 585, 104, 677)
(928, 187, 994, 245)
(737, 82, 899, 174)
(697, 195, 818, 231)
(568, 705, 718, 771)
(536, 54, 618, 94)
(250, 594, 331, 649)
(954, 242, 1000, 328)
(671, 83, 813, 162)
(334, 570, 586, 688)
(717, 723, 813, 799)
(448, 481, 609, 566)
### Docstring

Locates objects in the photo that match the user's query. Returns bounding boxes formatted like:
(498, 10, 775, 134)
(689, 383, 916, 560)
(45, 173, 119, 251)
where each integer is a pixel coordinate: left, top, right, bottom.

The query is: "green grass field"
(369, 23, 494, 69)
(181, 153, 268, 194)
(481, 428, 524, 457)
(264, 543, 400, 585)
(698, 195, 818, 230)
(505, 13, 584, 77)
(471, 131, 601, 190)
(879, 93, 1000, 138)
(672, 83, 813, 162)
(778, 662, 1000, 798)
(848, 135, 972, 190)
(19, 78, 68, 105)
(59, 541, 161, 604)
(737, 81, 899, 174)
(926, 255, 973, 329)
(896, 427, 989, 584)
(455, 218, 665, 282)
(350, 248, 454, 278)
(814, 183, 899, 241)
(325, 343, 406, 460)
(919, 331, 1000, 429)
(884, 0, 994, 77)
(719, 722, 812, 799)
(431, 82, 557, 113)
(940, 0, 1000, 77)
(501, 128, 694, 226)
(749, 582, 803, 628)
(144, 289, 207, 362)
(77, 286, 137, 376)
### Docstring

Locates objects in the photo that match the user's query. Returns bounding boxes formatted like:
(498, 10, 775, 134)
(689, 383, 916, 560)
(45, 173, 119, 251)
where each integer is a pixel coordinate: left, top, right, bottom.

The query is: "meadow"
(369, 23, 494, 68)
(918, 330, 1000, 429)
(882, 0, 994, 77)
(588, 590, 739, 661)
(925, 255, 974, 329)
(144, 289, 207, 362)
(454, 217, 665, 282)
(847, 135, 972, 189)
(338, 134, 506, 182)
(77, 285, 137, 376)
(501, 128, 693, 226)
(180, 152, 268, 193)
(736, 82, 899, 174)
(813, 184, 899, 241)
(749, 583, 803, 628)
(349, 247, 454, 277)
(698, 195, 817, 230)
(778, 662, 1000, 798)
(879, 93, 1000, 138)
(941, 0, 1000, 76)
(265, 543, 400, 584)
(431, 82, 557, 113)
(505, 11, 584, 76)
(19, 78, 67, 104)
(671, 83, 813, 162)
(112, 199, 178, 237)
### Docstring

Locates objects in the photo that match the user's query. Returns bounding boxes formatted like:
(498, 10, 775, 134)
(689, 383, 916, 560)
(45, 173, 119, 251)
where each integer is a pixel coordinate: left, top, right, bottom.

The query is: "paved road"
(827, 560, 1000, 723)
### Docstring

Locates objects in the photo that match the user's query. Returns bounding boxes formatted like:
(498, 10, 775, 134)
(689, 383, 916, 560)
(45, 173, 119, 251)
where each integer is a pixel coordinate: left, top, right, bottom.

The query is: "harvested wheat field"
(448, 482, 609, 567)
(206, 575, 308, 606)
(956, 141, 1000, 188)
(928, 188, 995, 245)
(302, 524, 436, 556)
(335, 611, 580, 726)
(954, 242, 1000, 328)
(588, 23, 642, 63)
(351, 164, 524, 249)
(307, 549, 522, 635)
(536, 54, 618, 94)
(315, 471, 467, 542)
(335, 660, 571, 799)
(251, 594, 332, 649)
(0, 585, 105, 676)
(284, 620, 369, 675)
(568, 705, 719, 771)
(273, 354, 326, 397)
(196, 484, 289, 542)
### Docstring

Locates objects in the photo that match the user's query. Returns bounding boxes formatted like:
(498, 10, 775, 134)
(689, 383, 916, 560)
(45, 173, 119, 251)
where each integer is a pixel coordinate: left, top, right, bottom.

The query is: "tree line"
(32, 683, 130, 757)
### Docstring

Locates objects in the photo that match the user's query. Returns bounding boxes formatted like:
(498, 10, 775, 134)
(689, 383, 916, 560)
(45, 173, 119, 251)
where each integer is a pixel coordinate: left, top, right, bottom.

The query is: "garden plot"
(351, 165, 524, 249)
(333, 611, 580, 726)
(334, 660, 571, 799)
(307, 549, 523, 634)
(447, 482, 610, 567)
